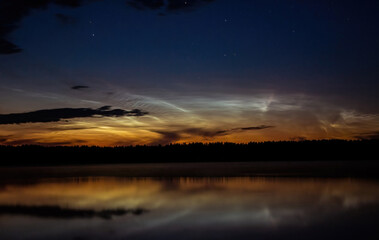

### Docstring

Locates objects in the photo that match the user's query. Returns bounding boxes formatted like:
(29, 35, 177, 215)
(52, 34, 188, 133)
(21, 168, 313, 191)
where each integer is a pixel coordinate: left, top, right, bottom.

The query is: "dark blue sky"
(1, 0, 379, 145)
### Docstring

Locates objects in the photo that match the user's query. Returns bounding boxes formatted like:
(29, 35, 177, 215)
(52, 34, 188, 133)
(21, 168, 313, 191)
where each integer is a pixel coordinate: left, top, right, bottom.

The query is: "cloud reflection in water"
(0, 177, 378, 239)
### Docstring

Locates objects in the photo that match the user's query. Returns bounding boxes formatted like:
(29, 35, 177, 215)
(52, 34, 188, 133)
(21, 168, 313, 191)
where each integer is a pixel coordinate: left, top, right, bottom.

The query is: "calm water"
(0, 166, 379, 239)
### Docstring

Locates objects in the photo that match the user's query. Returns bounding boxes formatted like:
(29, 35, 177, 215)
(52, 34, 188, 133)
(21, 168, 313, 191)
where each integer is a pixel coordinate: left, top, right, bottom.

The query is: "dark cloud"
(0, 106, 148, 125)
(127, 0, 215, 13)
(239, 125, 274, 131)
(290, 136, 308, 142)
(127, 0, 165, 10)
(47, 126, 97, 131)
(0, 205, 147, 219)
(54, 0, 83, 7)
(0, 38, 22, 54)
(0, 0, 87, 54)
(167, 0, 215, 12)
(55, 13, 77, 24)
(97, 105, 111, 111)
(355, 132, 379, 140)
(152, 131, 181, 145)
(71, 85, 89, 90)
(152, 125, 274, 145)
(182, 128, 222, 138)
(186, 125, 274, 138)
(0, 0, 216, 54)
(216, 125, 274, 135)
(153, 128, 219, 146)
(0, 135, 12, 143)
(3, 139, 87, 146)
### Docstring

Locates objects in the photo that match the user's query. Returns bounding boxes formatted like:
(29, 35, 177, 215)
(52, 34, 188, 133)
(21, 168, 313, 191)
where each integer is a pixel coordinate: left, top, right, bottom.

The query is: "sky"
(0, 0, 379, 146)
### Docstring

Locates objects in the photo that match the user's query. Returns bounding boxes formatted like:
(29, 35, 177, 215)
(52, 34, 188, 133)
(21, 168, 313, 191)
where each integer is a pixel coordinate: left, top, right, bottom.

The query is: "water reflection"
(0, 177, 378, 239)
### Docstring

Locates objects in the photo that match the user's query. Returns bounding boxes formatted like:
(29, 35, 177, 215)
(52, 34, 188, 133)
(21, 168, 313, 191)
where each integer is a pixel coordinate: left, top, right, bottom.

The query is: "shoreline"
(1, 161, 379, 181)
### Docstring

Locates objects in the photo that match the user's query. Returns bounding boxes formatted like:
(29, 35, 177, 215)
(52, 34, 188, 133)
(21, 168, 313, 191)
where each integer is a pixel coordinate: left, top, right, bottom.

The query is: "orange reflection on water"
(0, 177, 378, 210)
(0, 177, 379, 239)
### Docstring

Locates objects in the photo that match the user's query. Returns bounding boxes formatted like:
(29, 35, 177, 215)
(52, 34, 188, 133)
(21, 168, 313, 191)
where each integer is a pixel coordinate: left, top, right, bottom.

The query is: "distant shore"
(0, 140, 378, 167)
(1, 162, 379, 182)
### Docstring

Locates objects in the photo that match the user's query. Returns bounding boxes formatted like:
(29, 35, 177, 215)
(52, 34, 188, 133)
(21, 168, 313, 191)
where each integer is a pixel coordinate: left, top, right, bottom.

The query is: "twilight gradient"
(0, 0, 379, 146)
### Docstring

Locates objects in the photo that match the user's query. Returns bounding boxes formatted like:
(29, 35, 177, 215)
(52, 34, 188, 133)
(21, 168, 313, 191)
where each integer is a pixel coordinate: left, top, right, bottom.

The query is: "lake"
(0, 163, 379, 239)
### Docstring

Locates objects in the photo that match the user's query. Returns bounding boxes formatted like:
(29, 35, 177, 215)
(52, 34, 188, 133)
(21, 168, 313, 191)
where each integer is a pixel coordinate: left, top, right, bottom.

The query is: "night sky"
(0, 0, 379, 146)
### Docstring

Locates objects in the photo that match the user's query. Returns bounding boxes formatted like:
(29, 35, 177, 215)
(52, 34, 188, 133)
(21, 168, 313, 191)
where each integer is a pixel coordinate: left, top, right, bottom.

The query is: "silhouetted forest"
(0, 140, 378, 166)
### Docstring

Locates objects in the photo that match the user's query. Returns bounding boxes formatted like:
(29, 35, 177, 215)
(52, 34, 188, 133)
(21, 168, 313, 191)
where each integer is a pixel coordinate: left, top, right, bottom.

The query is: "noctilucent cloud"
(0, 0, 379, 146)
